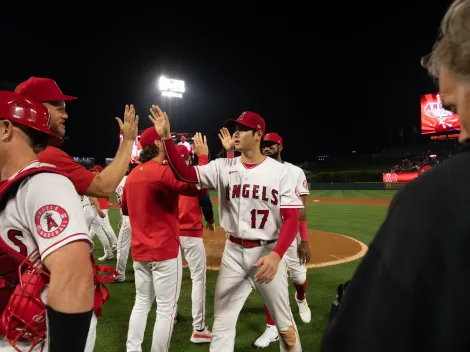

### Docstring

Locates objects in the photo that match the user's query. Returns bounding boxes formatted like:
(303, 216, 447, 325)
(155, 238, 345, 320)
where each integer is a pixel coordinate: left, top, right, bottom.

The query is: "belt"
(228, 235, 276, 249)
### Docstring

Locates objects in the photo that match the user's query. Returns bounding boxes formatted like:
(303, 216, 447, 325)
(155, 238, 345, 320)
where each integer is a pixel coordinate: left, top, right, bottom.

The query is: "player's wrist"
(208, 219, 215, 224)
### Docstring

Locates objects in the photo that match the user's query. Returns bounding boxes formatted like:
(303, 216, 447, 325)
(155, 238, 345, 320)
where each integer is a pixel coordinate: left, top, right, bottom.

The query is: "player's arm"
(297, 171, 311, 263)
(198, 193, 215, 224)
(24, 173, 95, 351)
(161, 167, 209, 197)
(88, 138, 133, 197)
(163, 138, 221, 189)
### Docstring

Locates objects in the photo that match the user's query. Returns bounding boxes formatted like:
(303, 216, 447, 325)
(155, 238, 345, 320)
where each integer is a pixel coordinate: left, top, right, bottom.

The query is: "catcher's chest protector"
(0, 167, 63, 315)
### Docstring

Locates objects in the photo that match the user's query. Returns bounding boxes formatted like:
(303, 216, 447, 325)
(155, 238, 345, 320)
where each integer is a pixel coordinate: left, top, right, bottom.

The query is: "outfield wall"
(309, 182, 407, 190)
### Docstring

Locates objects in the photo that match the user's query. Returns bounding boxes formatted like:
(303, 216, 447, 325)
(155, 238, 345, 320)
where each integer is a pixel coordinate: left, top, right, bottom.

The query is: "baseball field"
(93, 189, 396, 352)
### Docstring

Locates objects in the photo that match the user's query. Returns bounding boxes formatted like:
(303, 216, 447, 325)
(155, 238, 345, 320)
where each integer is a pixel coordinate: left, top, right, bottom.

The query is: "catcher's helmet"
(0, 91, 62, 146)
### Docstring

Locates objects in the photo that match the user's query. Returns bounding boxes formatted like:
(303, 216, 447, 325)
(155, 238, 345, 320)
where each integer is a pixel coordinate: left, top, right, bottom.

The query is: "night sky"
(0, 4, 454, 164)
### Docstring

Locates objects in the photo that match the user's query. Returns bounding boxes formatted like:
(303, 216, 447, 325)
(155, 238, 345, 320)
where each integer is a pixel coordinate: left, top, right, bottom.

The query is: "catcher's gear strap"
(90, 254, 118, 316)
(0, 165, 69, 316)
(46, 305, 93, 352)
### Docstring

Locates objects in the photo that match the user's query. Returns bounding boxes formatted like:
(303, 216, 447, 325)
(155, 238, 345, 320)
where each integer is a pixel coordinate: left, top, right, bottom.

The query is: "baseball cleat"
(98, 252, 114, 261)
(190, 327, 211, 343)
(295, 294, 311, 323)
(254, 324, 278, 348)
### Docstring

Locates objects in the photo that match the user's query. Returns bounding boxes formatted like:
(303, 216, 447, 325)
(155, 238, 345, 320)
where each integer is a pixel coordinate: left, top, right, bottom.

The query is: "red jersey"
(37, 146, 95, 195)
(97, 198, 109, 210)
(179, 195, 203, 237)
(121, 160, 207, 262)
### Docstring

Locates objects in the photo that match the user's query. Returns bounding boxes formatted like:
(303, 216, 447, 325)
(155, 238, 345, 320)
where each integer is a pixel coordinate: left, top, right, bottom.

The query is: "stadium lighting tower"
(158, 75, 185, 99)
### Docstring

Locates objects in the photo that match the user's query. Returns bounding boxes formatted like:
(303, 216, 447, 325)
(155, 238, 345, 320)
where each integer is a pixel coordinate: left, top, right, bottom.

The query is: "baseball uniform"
(97, 197, 118, 247)
(178, 193, 214, 342)
(122, 159, 207, 351)
(115, 175, 131, 281)
(163, 139, 304, 352)
(0, 162, 96, 352)
(86, 197, 114, 261)
(38, 146, 96, 195)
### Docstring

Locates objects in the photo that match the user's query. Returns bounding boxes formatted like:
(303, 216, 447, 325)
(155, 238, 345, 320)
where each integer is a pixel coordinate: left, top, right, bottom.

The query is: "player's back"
(124, 161, 180, 261)
(200, 156, 302, 241)
(178, 194, 203, 231)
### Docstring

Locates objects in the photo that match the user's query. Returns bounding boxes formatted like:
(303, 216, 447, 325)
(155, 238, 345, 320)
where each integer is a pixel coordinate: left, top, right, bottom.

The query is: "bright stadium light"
(158, 76, 185, 99)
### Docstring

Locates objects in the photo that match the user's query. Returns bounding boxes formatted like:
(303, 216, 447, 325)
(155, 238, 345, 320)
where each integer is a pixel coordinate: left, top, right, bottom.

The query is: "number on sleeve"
(250, 209, 269, 229)
(7, 229, 28, 257)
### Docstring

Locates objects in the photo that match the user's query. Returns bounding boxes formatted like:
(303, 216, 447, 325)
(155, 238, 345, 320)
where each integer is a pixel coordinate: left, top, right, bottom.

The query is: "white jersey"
(0, 162, 92, 262)
(115, 176, 127, 216)
(115, 176, 127, 206)
(195, 156, 304, 241)
(80, 194, 92, 207)
(283, 162, 310, 196)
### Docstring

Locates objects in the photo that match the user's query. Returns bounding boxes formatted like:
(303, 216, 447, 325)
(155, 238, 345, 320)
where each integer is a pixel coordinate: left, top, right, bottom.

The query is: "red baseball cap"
(175, 145, 189, 159)
(226, 111, 265, 134)
(263, 132, 283, 147)
(15, 77, 77, 102)
(139, 127, 161, 148)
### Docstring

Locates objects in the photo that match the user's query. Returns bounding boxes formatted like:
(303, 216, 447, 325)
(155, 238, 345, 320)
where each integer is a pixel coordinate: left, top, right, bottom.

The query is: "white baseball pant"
(180, 236, 207, 330)
(116, 215, 132, 279)
(210, 240, 301, 352)
(283, 236, 307, 285)
(102, 209, 118, 246)
(89, 211, 113, 254)
(126, 250, 182, 352)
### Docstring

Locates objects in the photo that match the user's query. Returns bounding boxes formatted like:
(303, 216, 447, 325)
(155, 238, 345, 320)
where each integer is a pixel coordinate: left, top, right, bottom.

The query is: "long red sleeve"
(163, 139, 208, 182)
(273, 208, 300, 258)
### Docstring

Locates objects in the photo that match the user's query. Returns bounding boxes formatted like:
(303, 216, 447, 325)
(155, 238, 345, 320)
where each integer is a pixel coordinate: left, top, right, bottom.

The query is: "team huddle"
(0, 77, 312, 352)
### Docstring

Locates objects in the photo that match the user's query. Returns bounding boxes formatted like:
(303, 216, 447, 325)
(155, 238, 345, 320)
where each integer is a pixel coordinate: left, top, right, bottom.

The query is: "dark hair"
(139, 143, 160, 163)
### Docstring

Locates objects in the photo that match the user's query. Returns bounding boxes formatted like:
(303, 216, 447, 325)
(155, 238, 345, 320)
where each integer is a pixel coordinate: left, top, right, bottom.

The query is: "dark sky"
(0, 4, 454, 164)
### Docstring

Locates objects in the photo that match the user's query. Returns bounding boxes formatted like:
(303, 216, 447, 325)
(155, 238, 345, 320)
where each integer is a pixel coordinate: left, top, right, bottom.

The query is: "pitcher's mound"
(182, 226, 368, 270)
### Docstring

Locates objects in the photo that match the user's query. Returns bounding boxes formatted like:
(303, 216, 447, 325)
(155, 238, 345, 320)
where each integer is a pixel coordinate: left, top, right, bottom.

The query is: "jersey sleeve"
(161, 167, 208, 197)
(37, 147, 96, 195)
(22, 173, 93, 261)
(296, 168, 310, 196)
(195, 159, 222, 190)
(279, 165, 305, 209)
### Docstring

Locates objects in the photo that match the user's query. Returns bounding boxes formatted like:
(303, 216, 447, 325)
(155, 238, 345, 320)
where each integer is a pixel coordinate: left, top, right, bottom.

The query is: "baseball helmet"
(0, 91, 62, 146)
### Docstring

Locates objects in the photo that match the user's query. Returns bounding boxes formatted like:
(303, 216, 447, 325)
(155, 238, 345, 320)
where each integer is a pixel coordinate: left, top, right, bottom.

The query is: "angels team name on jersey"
(225, 184, 278, 205)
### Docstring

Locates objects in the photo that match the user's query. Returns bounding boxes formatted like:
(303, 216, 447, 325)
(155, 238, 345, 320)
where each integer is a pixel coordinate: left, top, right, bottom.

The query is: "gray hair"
(422, 0, 470, 83)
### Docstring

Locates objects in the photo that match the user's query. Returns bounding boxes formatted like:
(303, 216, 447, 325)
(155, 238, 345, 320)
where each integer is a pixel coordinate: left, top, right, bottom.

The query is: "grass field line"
(306, 233, 368, 268)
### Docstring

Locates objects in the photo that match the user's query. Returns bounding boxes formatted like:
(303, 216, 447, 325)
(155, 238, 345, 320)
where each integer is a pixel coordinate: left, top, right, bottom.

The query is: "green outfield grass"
(93, 190, 395, 352)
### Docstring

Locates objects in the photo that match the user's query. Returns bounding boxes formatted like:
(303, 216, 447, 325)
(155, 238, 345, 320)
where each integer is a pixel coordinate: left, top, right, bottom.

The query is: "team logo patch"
(295, 186, 301, 200)
(34, 205, 69, 239)
(303, 179, 308, 190)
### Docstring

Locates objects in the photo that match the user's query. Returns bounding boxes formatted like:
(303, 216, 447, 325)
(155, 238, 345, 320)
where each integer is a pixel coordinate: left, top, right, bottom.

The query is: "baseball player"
(122, 127, 208, 352)
(150, 105, 304, 352)
(255, 132, 312, 348)
(114, 167, 132, 282)
(178, 135, 192, 153)
(0, 91, 96, 351)
(175, 145, 215, 343)
(88, 196, 115, 261)
(15, 76, 139, 198)
(90, 166, 119, 248)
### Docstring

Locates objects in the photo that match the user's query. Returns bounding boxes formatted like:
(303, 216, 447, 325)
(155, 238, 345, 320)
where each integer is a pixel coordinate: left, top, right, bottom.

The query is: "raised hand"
(116, 104, 139, 142)
(149, 105, 171, 140)
(218, 127, 234, 151)
(193, 132, 208, 156)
